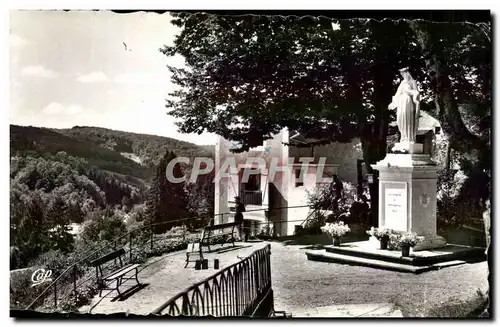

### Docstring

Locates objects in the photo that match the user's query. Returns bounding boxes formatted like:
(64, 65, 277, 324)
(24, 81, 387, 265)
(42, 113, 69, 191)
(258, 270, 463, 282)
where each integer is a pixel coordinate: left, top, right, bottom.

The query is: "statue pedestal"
(372, 150, 447, 251)
(392, 142, 423, 154)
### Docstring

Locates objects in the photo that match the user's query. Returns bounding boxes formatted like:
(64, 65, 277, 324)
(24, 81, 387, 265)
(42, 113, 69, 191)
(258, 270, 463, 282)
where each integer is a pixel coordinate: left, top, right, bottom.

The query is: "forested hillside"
(57, 126, 214, 168)
(10, 125, 215, 272)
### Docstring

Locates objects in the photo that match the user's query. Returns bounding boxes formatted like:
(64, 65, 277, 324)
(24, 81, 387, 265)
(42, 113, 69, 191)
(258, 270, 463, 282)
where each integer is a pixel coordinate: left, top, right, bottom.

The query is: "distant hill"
(57, 126, 214, 168)
(10, 125, 215, 182)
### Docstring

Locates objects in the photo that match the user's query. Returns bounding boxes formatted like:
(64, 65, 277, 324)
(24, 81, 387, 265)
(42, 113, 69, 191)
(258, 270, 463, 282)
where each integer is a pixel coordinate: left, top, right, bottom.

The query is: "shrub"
(302, 211, 326, 234)
(10, 246, 23, 270)
(258, 223, 272, 238)
(29, 249, 75, 274)
(388, 232, 403, 250)
(306, 181, 358, 217)
(79, 211, 127, 244)
(10, 267, 38, 309)
(306, 183, 332, 210)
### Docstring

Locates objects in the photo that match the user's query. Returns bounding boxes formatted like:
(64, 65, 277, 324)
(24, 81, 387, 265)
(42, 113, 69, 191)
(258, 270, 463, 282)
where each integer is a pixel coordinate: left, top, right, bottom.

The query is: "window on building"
(245, 173, 260, 192)
(295, 168, 304, 187)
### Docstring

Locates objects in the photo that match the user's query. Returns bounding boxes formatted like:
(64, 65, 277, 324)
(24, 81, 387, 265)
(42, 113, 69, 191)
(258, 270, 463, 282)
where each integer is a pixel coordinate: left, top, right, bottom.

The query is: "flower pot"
(401, 245, 410, 257)
(333, 236, 341, 246)
(380, 236, 389, 250)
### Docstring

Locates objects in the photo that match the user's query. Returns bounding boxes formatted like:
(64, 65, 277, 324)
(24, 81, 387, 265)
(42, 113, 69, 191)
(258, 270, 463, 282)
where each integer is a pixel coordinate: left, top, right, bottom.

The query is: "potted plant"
(366, 227, 393, 249)
(397, 232, 424, 257)
(321, 221, 351, 246)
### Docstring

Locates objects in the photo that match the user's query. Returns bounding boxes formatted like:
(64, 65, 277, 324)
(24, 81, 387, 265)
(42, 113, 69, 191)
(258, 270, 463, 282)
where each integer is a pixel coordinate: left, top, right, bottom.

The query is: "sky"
(9, 10, 218, 145)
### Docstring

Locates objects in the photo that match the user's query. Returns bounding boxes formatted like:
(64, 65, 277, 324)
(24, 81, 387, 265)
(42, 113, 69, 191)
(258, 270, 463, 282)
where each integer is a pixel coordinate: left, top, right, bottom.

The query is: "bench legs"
(116, 278, 122, 297)
(98, 269, 141, 298)
(134, 268, 140, 285)
(206, 239, 212, 253)
(115, 269, 140, 297)
(185, 252, 204, 268)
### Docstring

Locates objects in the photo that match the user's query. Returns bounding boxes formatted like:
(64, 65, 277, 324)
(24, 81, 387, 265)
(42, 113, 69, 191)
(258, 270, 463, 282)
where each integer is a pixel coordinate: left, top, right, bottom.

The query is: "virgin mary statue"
(388, 67, 421, 150)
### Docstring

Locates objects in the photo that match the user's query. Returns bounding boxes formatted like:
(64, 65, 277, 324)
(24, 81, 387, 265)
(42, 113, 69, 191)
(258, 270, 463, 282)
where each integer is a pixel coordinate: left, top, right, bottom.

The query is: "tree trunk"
(359, 65, 393, 227)
(410, 22, 489, 159)
(444, 141, 451, 170)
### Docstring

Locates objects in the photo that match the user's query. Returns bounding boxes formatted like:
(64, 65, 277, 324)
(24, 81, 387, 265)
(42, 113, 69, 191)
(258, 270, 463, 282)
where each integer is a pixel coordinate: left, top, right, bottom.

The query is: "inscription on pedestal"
(384, 187, 407, 231)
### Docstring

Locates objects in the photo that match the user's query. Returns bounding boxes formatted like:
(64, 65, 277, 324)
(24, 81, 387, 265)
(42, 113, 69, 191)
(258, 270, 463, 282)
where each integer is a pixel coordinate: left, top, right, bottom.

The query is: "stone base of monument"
(392, 142, 423, 154)
(372, 148, 450, 252)
(412, 234, 448, 251)
(305, 241, 486, 274)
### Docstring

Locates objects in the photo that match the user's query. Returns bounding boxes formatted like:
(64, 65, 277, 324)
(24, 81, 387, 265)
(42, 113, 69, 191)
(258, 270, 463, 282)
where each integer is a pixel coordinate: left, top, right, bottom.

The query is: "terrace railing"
(23, 215, 216, 312)
(240, 190, 263, 206)
(152, 244, 273, 317)
(22, 205, 314, 313)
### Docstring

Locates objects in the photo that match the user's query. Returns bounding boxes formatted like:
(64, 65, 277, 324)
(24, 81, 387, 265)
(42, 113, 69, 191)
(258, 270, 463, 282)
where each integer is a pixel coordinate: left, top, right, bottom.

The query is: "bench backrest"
(187, 242, 200, 253)
(90, 248, 126, 267)
(205, 221, 240, 232)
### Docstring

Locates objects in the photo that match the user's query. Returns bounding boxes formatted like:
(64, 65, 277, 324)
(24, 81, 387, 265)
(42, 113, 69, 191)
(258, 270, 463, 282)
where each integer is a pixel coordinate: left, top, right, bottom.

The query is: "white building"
(214, 113, 442, 237)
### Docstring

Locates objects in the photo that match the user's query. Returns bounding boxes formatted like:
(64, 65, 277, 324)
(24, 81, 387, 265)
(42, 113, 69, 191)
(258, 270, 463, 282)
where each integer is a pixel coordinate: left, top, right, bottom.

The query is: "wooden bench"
(185, 221, 241, 268)
(202, 221, 241, 252)
(90, 248, 141, 297)
(184, 242, 204, 268)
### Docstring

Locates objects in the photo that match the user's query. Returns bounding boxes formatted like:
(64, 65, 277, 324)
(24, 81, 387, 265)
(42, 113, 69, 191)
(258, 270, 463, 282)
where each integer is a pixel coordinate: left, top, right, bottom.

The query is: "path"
(270, 242, 488, 317)
(80, 240, 488, 317)
(79, 243, 260, 315)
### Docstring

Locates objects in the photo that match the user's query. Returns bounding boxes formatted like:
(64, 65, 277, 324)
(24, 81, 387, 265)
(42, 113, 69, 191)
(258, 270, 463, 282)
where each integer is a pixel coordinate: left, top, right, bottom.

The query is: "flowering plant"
(366, 227, 393, 240)
(397, 232, 424, 247)
(321, 221, 350, 237)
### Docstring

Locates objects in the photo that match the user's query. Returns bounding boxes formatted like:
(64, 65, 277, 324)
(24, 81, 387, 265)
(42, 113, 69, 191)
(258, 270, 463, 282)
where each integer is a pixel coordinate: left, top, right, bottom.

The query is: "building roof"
(417, 111, 441, 132)
(388, 110, 441, 133)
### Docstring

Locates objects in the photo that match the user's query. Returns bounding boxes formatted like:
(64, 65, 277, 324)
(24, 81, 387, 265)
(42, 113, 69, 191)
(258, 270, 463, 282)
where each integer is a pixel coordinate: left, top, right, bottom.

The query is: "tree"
(10, 189, 50, 267)
(408, 20, 490, 158)
(121, 195, 132, 212)
(144, 151, 190, 233)
(46, 196, 74, 253)
(144, 151, 168, 228)
(186, 168, 215, 219)
(162, 151, 190, 227)
(162, 13, 491, 224)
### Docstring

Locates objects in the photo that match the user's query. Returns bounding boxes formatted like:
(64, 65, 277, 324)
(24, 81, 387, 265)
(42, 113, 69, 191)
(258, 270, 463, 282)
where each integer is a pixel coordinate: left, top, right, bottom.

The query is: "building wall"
(214, 136, 231, 224)
(215, 131, 363, 236)
(302, 137, 364, 185)
(264, 129, 289, 236)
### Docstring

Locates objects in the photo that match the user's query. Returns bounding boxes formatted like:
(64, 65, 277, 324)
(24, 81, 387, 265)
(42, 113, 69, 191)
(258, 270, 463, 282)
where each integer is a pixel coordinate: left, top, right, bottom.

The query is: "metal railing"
(152, 244, 272, 317)
(22, 204, 316, 312)
(240, 190, 263, 206)
(23, 214, 218, 312)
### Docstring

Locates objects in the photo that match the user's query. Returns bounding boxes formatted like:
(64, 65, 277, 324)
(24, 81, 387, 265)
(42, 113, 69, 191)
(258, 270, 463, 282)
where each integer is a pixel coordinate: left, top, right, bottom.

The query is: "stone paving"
(79, 240, 488, 317)
(291, 303, 403, 318)
(79, 243, 260, 315)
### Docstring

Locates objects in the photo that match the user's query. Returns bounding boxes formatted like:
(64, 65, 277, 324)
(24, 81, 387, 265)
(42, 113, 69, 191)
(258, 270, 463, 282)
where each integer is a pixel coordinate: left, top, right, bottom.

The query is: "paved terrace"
(80, 241, 488, 317)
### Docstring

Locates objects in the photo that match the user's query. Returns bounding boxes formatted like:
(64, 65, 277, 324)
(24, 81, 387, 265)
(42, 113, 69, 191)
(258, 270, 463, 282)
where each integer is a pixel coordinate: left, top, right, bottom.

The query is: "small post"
(214, 259, 220, 270)
(194, 260, 202, 270)
(150, 226, 154, 251)
(202, 259, 208, 270)
(113, 240, 118, 266)
(53, 282, 57, 309)
(73, 265, 77, 297)
(129, 233, 133, 262)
